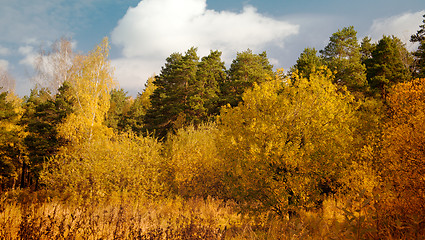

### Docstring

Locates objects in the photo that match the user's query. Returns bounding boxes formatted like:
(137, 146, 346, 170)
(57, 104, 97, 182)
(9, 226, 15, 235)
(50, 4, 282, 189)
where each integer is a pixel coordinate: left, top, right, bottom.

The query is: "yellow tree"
(58, 37, 115, 143)
(218, 68, 355, 216)
(381, 78, 425, 216)
(0, 91, 26, 189)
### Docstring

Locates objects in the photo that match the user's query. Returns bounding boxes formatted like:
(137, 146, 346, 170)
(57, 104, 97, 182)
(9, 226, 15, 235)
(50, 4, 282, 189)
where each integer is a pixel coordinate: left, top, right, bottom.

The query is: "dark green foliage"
(321, 26, 368, 93)
(20, 83, 73, 189)
(119, 77, 156, 134)
(360, 36, 376, 63)
(222, 49, 274, 107)
(411, 14, 425, 78)
(196, 50, 226, 118)
(144, 48, 199, 138)
(290, 47, 324, 78)
(144, 48, 225, 139)
(365, 36, 412, 96)
(105, 88, 130, 131)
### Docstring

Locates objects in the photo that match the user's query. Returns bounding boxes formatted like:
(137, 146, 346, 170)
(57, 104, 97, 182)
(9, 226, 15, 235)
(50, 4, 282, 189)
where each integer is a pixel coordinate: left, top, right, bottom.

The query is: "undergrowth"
(1, 189, 424, 239)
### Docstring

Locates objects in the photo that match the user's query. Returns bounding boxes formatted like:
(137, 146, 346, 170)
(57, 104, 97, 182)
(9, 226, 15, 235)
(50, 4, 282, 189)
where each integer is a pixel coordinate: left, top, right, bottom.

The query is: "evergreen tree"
(290, 47, 324, 78)
(411, 14, 425, 78)
(105, 88, 130, 131)
(360, 36, 376, 63)
(196, 50, 226, 118)
(320, 26, 368, 93)
(366, 36, 412, 96)
(0, 91, 24, 190)
(222, 49, 274, 107)
(144, 48, 199, 138)
(20, 84, 73, 189)
(120, 77, 156, 134)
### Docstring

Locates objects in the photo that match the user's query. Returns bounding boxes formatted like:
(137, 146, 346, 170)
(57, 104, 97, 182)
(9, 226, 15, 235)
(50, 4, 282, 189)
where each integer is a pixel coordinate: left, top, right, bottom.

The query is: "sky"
(1, 0, 424, 97)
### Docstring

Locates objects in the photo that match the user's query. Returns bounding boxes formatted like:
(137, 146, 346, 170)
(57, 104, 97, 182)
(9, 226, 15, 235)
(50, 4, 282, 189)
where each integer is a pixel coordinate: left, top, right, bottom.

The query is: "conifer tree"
(144, 48, 199, 138)
(290, 47, 324, 78)
(366, 36, 412, 96)
(321, 26, 368, 93)
(0, 91, 24, 189)
(411, 14, 425, 78)
(196, 50, 226, 118)
(120, 77, 156, 134)
(105, 88, 130, 131)
(222, 49, 274, 107)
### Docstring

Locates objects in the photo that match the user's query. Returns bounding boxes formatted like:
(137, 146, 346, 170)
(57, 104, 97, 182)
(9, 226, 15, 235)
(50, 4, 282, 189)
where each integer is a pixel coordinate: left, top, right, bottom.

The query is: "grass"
(1, 189, 424, 239)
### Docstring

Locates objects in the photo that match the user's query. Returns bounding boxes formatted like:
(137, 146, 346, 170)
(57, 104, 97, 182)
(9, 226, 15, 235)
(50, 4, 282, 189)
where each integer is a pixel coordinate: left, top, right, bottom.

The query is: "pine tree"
(21, 85, 73, 189)
(222, 49, 274, 107)
(0, 91, 24, 190)
(144, 48, 199, 138)
(290, 47, 324, 78)
(196, 50, 226, 118)
(321, 26, 367, 93)
(120, 77, 156, 134)
(366, 36, 412, 96)
(105, 88, 131, 131)
(411, 14, 425, 78)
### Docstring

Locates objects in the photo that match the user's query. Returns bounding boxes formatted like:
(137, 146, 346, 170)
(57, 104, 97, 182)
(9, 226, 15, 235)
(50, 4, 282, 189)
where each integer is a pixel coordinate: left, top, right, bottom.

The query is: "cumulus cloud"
(18, 45, 38, 67)
(0, 59, 9, 71)
(368, 10, 425, 50)
(111, 0, 299, 93)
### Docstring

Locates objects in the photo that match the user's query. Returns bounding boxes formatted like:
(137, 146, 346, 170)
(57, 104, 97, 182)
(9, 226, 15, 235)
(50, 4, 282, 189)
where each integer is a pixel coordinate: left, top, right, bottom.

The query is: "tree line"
(1, 16, 425, 237)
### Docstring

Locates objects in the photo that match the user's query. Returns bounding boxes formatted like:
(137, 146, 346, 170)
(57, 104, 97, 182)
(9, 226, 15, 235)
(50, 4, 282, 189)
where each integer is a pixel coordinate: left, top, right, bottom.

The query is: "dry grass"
(1, 190, 424, 239)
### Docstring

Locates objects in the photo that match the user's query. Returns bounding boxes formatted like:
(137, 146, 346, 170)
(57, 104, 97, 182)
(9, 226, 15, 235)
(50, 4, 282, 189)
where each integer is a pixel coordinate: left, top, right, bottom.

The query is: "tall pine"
(411, 14, 425, 78)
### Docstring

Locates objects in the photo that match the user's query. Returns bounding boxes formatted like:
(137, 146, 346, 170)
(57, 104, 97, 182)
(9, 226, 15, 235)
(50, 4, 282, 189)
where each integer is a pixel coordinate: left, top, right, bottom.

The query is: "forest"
(0, 16, 425, 239)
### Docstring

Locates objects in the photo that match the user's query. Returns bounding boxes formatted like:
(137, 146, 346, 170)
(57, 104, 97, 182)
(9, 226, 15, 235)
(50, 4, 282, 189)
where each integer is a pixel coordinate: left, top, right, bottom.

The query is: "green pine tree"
(411, 14, 425, 78)
(366, 36, 412, 97)
(222, 49, 274, 107)
(321, 26, 368, 93)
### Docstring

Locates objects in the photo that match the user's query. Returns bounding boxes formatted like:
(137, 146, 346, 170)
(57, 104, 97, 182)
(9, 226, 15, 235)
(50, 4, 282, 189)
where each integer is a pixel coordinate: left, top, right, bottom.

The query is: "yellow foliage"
(165, 123, 225, 198)
(381, 78, 425, 214)
(58, 37, 116, 143)
(40, 132, 166, 202)
(218, 68, 355, 215)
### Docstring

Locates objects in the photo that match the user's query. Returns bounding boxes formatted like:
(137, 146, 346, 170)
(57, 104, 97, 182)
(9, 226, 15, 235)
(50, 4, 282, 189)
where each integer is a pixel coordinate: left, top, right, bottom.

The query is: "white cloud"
(18, 45, 38, 68)
(368, 10, 425, 50)
(111, 0, 299, 92)
(0, 59, 9, 70)
(18, 46, 34, 55)
(111, 58, 161, 95)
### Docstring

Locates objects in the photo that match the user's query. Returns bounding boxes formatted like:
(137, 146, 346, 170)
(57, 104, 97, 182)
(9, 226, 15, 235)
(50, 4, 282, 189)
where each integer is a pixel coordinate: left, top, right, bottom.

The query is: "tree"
(20, 85, 73, 189)
(321, 26, 368, 93)
(360, 36, 376, 63)
(366, 36, 412, 96)
(196, 50, 226, 118)
(0, 68, 15, 94)
(58, 37, 115, 143)
(41, 131, 167, 202)
(222, 49, 274, 107)
(290, 48, 324, 78)
(144, 48, 199, 138)
(33, 37, 74, 95)
(218, 68, 354, 216)
(380, 78, 425, 218)
(411, 14, 425, 78)
(120, 76, 156, 134)
(165, 123, 225, 198)
(105, 88, 131, 131)
(0, 91, 25, 190)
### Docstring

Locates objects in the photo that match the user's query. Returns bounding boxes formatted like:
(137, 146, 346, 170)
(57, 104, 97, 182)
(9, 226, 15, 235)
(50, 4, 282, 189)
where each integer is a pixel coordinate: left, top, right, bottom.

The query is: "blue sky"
(1, 0, 424, 97)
